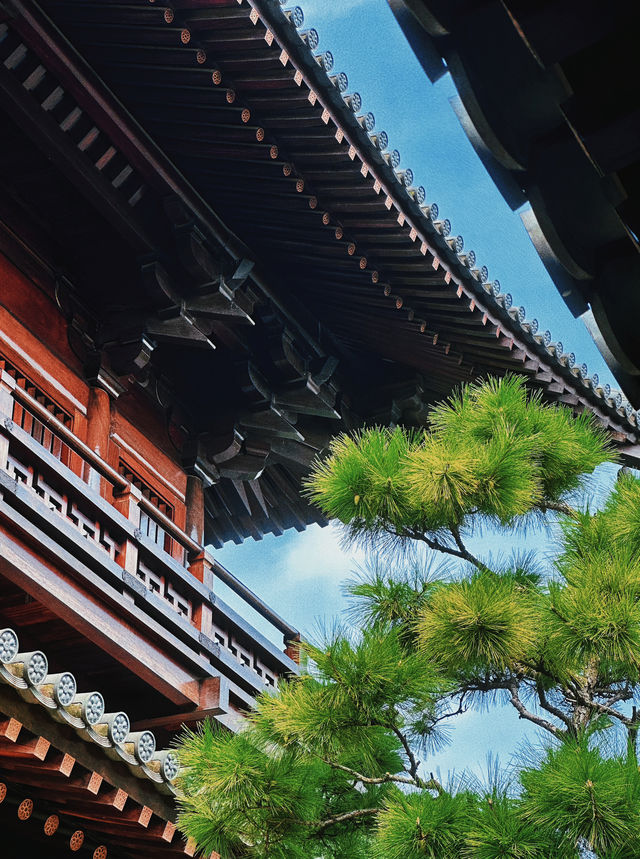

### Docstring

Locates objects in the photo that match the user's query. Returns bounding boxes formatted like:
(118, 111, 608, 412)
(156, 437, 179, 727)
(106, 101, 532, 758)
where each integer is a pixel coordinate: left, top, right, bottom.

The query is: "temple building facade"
(0, 0, 638, 855)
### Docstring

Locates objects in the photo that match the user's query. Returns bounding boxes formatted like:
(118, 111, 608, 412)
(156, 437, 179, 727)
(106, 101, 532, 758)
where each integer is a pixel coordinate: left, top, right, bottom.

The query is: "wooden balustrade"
(0, 374, 299, 691)
(7, 379, 199, 565)
(10, 378, 127, 490)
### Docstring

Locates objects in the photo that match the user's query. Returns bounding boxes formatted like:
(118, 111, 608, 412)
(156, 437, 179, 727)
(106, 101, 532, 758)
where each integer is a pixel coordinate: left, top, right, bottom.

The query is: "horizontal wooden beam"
(0, 685, 176, 821)
(0, 503, 202, 707)
(0, 56, 155, 254)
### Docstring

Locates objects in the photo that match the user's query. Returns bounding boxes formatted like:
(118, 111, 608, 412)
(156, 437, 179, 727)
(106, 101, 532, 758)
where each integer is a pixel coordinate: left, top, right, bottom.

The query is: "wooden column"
(184, 474, 204, 546)
(113, 483, 142, 577)
(284, 633, 302, 665)
(0, 369, 15, 470)
(189, 552, 213, 637)
(0, 368, 15, 420)
(84, 387, 112, 492)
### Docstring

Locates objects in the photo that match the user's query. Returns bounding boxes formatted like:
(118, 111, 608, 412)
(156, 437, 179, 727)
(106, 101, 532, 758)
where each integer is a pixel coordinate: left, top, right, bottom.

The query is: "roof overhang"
(1, 0, 638, 550)
(388, 0, 640, 406)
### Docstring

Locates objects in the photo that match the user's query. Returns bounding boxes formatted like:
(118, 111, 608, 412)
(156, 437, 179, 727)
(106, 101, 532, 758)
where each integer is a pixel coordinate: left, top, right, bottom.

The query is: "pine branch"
(404, 527, 485, 570)
(578, 697, 635, 727)
(599, 685, 633, 708)
(536, 685, 573, 730)
(464, 674, 565, 736)
(425, 773, 445, 796)
(311, 808, 380, 832)
(390, 724, 427, 787)
(540, 500, 578, 518)
(431, 694, 469, 726)
(517, 658, 562, 686)
(461, 673, 511, 695)
(507, 680, 561, 735)
(627, 707, 638, 766)
(450, 524, 486, 570)
(319, 758, 419, 788)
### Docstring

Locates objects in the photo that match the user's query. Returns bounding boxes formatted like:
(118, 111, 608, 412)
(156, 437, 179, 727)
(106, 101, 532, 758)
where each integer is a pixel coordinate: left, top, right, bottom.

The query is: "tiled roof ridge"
(0, 627, 180, 791)
(251, 0, 638, 435)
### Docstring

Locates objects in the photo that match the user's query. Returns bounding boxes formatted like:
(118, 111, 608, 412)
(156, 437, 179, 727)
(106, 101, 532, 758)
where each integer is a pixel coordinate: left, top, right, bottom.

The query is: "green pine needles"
(306, 376, 612, 544)
(176, 376, 640, 858)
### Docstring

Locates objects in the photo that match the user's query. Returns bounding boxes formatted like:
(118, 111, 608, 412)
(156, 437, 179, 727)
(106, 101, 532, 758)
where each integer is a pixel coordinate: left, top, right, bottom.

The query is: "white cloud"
(281, 523, 364, 585)
(214, 523, 365, 642)
(268, 524, 365, 638)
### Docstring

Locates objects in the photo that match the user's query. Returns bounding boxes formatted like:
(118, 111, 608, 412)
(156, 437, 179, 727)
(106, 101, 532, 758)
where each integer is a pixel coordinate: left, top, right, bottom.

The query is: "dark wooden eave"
(388, 0, 640, 405)
(0, 0, 638, 549)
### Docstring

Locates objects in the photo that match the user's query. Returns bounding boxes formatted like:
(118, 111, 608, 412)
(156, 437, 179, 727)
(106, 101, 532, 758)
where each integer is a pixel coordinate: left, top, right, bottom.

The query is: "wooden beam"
(0, 509, 201, 707)
(41, 809, 185, 855)
(0, 734, 49, 761)
(69, 770, 103, 796)
(0, 685, 176, 821)
(0, 717, 21, 742)
(60, 802, 154, 829)
(99, 786, 128, 812)
(133, 675, 229, 732)
(37, 750, 75, 776)
(0, 59, 155, 254)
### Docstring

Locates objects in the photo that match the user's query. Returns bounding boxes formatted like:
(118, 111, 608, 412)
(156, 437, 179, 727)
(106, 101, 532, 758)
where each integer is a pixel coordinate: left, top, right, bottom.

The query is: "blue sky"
(214, 0, 621, 778)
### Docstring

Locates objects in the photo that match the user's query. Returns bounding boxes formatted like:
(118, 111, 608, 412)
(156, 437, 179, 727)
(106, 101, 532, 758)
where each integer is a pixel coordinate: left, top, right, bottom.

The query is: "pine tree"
(177, 376, 640, 858)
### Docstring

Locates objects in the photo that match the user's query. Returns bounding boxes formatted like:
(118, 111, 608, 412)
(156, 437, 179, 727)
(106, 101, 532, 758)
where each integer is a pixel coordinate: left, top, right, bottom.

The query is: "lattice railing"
(118, 460, 187, 567)
(0, 364, 299, 691)
(0, 354, 74, 465)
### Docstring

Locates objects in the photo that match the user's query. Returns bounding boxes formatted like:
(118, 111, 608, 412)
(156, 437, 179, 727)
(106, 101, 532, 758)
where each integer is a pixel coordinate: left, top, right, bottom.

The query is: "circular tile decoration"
(44, 814, 59, 836)
(0, 628, 18, 662)
(70, 830, 85, 851)
(17, 798, 33, 820)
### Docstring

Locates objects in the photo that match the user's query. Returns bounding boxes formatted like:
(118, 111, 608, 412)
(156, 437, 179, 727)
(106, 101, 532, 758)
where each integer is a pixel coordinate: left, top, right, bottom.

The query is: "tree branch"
(517, 658, 562, 686)
(461, 673, 511, 695)
(425, 772, 444, 796)
(450, 524, 486, 570)
(390, 724, 425, 786)
(431, 695, 468, 726)
(320, 757, 418, 788)
(405, 527, 485, 571)
(599, 685, 633, 708)
(579, 698, 634, 727)
(507, 680, 560, 735)
(628, 707, 638, 766)
(540, 500, 578, 518)
(536, 685, 573, 730)
(311, 808, 380, 832)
